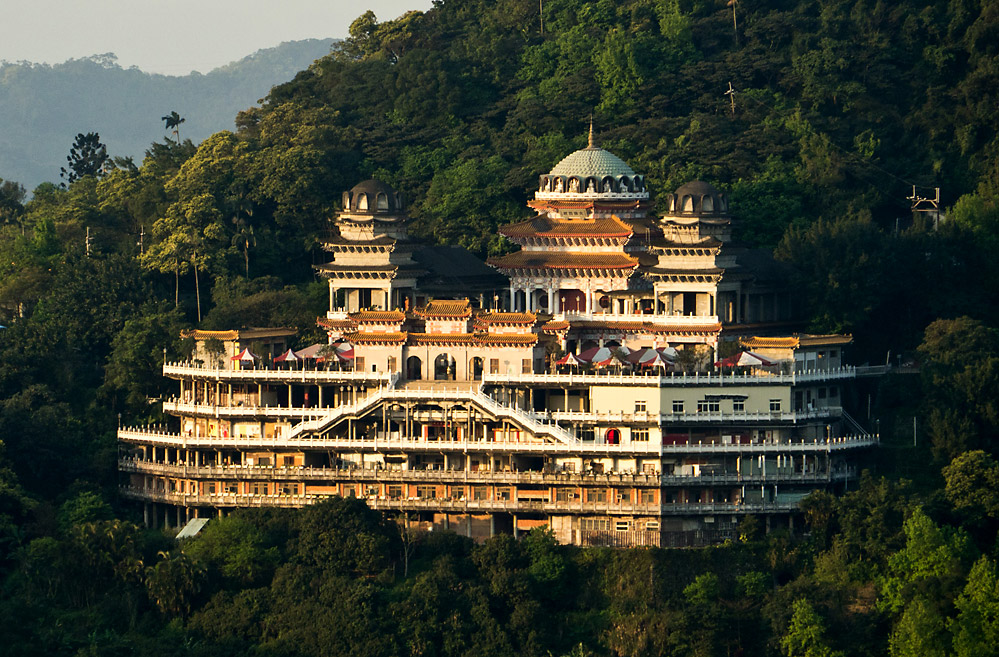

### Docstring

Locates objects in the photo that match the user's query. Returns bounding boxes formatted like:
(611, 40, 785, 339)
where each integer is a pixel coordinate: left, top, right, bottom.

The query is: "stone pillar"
(329, 281, 336, 312)
(509, 283, 516, 312)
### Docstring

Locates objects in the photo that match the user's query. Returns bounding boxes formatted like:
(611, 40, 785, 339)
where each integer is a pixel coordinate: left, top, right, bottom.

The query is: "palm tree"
(161, 111, 186, 143)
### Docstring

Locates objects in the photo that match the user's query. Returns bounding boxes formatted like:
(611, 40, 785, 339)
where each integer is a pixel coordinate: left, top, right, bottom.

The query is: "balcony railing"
(164, 361, 397, 385)
(119, 485, 802, 516)
(549, 407, 843, 424)
(119, 427, 877, 454)
(119, 457, 855, 486)
(482, 367, 857, 387)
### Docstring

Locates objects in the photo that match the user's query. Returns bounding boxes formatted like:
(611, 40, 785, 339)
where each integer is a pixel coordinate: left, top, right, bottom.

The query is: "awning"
(714, 350, 775, 368)
(230, 348, 256, 361)
(556, 352, 583, 367)
(273, 348, 300, 363)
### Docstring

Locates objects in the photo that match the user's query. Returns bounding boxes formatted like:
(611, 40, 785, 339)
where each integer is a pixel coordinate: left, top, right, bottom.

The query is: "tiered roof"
(488, 252, 639, 270)
(415, 299, 472, 318)
(498, 214, 633, 239)
(741, 334, 853, 349)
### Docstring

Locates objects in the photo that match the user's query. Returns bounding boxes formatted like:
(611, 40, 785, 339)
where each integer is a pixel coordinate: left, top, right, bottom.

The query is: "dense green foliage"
(1, 0, 999, 654)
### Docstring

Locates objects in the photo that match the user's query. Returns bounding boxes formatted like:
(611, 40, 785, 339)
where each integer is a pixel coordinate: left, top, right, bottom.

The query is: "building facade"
(118, 139, 875, 547)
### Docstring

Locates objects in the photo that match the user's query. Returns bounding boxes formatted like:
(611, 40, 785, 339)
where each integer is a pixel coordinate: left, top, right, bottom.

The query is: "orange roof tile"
(476, 312, 537, 325)
(542, 319, 570, 331)
(317, 317, 357, 330)
(476, 334, 538, 346)
(741, 334, 853, 349)
(180, 328, 297, 341)
(572, 320, 722, 334)
(488, 252, 639, 270)
(345, 331, 408, 344)
(406, 333, 539, 347)
(498, 214, 633, 239)
(416, 299, 472, 318)
(408, 333, 478, 345)
(351, 310, 406, 323)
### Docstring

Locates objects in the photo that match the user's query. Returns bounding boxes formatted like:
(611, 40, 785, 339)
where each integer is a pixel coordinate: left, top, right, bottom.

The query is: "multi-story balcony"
(119, 458, 857, 486)
(550, 407, 843, 425)
(118, 428, 877, 455)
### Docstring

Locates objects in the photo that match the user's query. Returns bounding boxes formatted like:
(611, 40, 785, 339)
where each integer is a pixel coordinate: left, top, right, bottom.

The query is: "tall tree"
(59, 132, 110, 186)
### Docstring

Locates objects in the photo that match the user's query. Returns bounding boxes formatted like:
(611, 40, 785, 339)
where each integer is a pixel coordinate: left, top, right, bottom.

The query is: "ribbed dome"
(342, 179, 404, 214)
(549, 147, 636, 179)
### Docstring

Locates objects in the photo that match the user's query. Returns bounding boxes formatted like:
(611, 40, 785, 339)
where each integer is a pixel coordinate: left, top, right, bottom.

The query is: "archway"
(605, 428, 621, 445)
(434, 353, 455, 381)
(406, 356, 422, 380)
(470, 357, 483, 381)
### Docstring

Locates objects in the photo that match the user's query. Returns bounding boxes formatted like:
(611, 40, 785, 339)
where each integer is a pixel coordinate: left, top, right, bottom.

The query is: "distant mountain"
(0, 39, 336, 191)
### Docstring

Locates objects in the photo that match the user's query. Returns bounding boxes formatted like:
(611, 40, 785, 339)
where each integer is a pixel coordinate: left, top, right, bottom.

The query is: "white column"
(329, 280, 336, 312)
(548, 285, 556, 313)
(585, 287, 592, 314)
(509, 283, 516, 312)
(527, 288, 534, 312)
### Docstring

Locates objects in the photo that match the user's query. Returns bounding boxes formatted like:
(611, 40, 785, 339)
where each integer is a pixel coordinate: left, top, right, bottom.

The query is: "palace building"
(118, 136, 876, 547)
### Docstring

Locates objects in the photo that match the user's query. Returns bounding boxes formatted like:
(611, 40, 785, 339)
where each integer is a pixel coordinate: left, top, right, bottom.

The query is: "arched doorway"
(434, 353, 455, 380)
(605, 428, 621, 445)
(406, 356, 422, 380)
(470, 357, 483, 381)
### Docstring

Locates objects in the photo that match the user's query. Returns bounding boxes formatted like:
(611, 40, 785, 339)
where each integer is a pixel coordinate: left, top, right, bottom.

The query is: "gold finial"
(588, 116, 595, 148)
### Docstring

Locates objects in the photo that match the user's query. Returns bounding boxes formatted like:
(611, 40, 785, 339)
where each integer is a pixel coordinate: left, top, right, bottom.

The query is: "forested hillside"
(0, 38, 336, 190)
(2, 0, 999, 655)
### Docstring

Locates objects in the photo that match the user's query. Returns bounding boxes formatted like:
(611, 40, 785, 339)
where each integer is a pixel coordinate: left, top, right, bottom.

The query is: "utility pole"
(725, 82, 737, 115)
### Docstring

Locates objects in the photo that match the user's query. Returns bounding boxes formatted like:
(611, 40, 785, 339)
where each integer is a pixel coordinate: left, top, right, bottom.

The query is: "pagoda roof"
(542, 319, 570, 332)
(316, 263, 399, 273)
(741, 334, 853, 349)
(648, 236, 722, 250)
(475, 312, 537, 326)
(344, 331, 408, 345)
(321, 234, 399, 247)
(498, 214, 632, 239)
(317, 317, 357, 330)
(488, 252, 639, 270)
(572, 320, 722, 335)
(415, 299, 472, 318)
(351, 310, 406, 323)
(407, 332, 538, 346)
(180, 327, 297, 341)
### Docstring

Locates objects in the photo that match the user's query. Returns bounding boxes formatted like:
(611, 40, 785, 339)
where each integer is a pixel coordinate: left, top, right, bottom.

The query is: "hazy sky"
(0, 0, 434, 75)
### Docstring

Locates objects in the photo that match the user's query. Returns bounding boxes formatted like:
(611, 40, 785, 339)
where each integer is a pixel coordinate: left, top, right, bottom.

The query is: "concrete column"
(329, 281, 336, 311)
(509, 283, 516, 311)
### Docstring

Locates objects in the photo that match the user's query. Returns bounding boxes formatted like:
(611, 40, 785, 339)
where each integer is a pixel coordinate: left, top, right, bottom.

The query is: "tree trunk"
(174, 259, 179, 307)
(244, 244, 250, 279)
(193, 253, 201, 322)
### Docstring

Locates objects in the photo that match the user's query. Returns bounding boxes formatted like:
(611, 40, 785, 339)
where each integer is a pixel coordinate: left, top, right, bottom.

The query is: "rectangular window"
(522, 358, 532, 374)
(344, 485, 357, 498)
(642, 463, 657, 474)
(588, 489, 607, 503)
(251, 482, 269, 496)
(387, 485, 403, 499)
(496, 487, 512, 501)
(640, 489, 656, 504)
(354, 356, 365, 371)
(279, 483, 299, 495)
(556, 488, 573, 502)
(770, 399, 782, 412)
(490, 358, 500, 374)
(366, 485, 379, 497)
(733, 399, 745, 412)
(224, 483, 237, 494)
(473, 486, 488, 501)
(283, 456, 295, 466)
(207, 482, 217, 495)
(257, 457, 272, 466)
(615, 521, 630, 532)
(672, 400, 684, 413)
(645, 520, 660, 531)
(582, 518, 611, 531)
(388, 356, 397, 372)
(631, 429, 649, 442)
(416, 486, 436, 499)
(634, 400, 647, 413)
(697, 400, 720, 413)
(579, 429, 595, 442)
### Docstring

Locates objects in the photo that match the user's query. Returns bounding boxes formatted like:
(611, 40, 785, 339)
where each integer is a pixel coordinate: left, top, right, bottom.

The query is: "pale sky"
(0, 0, 434, 75)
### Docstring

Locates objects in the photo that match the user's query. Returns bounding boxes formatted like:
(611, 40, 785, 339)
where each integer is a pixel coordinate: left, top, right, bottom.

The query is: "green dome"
(549, 147, 636, 179)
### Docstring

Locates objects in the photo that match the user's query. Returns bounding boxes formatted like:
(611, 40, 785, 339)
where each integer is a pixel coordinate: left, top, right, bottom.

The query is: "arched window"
(620, 176, 631, 192)
(682, 195, 694, 212)
(602, 176, 615, 192)
(585, 177, 597, 192)
(605, 428, 621, 445)
(406, 356, 422, 380)
(342, 192, 352, 208)
(702, 195, 714, 213)
(568, 177, 580, 192)
(434, 354, 455, 381)
(376, 193, 389, 210)
(719, 195, 728, 212)
(669, 196, 676, 212)
(357, 193, 368, 211)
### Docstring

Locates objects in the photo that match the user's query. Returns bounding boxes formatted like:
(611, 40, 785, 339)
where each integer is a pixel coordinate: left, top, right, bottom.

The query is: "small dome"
(549, 147, 636, 179)
(342, 179, 405, 214)
(668, 180, 729, 216)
